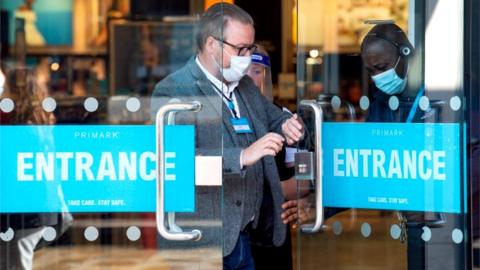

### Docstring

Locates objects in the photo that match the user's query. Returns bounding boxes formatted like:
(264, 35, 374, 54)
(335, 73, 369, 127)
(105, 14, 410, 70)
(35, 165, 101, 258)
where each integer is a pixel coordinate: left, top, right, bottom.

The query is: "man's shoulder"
(153, 62, 197, 95)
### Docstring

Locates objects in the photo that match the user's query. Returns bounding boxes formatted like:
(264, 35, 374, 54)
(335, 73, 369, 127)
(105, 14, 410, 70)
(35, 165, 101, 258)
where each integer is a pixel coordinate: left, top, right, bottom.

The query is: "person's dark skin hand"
(241, 132, 284, 167)
(281, 197, 315, 229)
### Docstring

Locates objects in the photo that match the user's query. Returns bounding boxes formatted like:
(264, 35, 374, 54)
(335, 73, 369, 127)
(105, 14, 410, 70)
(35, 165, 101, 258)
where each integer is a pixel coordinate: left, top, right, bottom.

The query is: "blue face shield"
(371, 56, 407, 95)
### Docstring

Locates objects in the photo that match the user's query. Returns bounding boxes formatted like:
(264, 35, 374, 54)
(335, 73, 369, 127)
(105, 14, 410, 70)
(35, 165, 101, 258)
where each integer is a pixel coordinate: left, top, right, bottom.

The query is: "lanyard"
(211, 83, 239, 119)
(406, 84, 425, 123)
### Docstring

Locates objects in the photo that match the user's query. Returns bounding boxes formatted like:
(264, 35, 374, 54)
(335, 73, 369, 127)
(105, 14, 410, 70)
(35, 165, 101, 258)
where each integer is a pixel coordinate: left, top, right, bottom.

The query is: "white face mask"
(212, 48, 251, 83)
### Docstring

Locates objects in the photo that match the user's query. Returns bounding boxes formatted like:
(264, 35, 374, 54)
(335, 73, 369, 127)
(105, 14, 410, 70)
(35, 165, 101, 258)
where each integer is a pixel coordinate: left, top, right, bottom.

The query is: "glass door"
(294, 0, 474, 269)
(0, 2, 224, 269)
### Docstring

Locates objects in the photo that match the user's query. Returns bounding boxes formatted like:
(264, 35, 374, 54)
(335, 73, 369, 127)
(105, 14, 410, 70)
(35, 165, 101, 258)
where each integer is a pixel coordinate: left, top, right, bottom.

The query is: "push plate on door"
(295, 151, 315, 180)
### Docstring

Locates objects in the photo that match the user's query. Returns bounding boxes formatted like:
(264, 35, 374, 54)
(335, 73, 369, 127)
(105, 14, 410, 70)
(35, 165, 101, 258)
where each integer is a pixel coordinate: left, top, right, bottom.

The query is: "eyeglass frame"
(212, 36, 257, 56)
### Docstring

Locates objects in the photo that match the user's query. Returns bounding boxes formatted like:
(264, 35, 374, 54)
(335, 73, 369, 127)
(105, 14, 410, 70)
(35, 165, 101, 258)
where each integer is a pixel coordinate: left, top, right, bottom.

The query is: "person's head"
(2, 67, 54, 124)
(361, 23, 414, 95)
(247, 45, 273, 100)
(196, 3, 256, 83)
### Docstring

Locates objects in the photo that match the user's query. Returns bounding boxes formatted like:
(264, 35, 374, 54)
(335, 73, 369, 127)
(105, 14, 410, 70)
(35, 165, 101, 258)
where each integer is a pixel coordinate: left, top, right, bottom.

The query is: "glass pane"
(0, 1, 223, 269)
(295, 0, 470, 269)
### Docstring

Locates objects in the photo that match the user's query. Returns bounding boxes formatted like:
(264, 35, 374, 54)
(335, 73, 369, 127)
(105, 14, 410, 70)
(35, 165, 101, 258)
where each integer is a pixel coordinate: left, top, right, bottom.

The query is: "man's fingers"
(286, 122, 303, 140)
(289, 115, 304, 130)
(265, 137, 284, 150)
(263, 149, 277, 157)
(282, 200, 297, 209)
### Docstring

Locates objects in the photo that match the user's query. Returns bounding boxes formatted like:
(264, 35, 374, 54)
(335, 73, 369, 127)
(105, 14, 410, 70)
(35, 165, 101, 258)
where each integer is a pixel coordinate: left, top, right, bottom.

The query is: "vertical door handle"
(299, 100, 324, 233)
(155, 101, 202, 241)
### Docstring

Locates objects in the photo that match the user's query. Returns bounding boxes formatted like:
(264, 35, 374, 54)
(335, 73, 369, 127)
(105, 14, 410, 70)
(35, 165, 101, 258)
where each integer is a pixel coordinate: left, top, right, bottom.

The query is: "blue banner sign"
(320, 122, 462, 213)
(0, 125, 194, 213)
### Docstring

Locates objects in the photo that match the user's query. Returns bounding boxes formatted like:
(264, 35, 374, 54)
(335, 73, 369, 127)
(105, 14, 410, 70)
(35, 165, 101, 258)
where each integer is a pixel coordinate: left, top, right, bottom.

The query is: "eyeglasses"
(213, 37, 257, 56)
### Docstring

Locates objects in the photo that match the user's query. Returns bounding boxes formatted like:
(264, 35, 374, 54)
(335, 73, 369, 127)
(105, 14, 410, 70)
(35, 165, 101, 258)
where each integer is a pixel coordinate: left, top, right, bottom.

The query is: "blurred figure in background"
(0, 68, 71, 270)
(247, 46, 310, 270)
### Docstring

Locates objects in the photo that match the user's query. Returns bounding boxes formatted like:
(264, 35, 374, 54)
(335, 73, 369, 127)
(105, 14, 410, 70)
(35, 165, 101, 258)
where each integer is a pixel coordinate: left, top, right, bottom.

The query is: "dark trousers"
(224, 231, 255, 270)
(251, 230, 293, 270)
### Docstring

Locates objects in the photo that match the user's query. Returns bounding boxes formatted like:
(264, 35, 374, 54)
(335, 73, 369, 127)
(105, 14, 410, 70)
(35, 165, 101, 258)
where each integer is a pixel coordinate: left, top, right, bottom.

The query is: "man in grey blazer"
(151, 3, 303, 269)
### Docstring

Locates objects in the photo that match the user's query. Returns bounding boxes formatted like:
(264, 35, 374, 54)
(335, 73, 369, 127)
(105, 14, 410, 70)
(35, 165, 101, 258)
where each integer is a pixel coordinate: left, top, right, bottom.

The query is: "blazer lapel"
(236, 81, 266, 137)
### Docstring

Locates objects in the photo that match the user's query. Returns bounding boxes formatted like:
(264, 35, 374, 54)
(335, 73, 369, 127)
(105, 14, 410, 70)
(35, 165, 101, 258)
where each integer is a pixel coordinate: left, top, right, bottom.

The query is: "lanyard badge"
(230, 117, 253, 134)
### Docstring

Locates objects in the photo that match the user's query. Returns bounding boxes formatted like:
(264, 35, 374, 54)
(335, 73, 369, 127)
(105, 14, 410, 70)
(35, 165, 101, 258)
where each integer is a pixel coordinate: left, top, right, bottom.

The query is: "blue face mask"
(371, 56, 407, 95)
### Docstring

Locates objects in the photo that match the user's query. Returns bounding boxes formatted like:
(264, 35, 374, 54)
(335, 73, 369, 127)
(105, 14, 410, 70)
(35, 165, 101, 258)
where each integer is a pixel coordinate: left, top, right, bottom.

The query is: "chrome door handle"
(155, 101, 202, 241)
(299, 100, 324, 234)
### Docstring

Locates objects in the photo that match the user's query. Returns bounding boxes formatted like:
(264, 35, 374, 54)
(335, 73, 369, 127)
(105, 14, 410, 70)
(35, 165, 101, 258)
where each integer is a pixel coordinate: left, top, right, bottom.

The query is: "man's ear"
(205, 36, 218, 55)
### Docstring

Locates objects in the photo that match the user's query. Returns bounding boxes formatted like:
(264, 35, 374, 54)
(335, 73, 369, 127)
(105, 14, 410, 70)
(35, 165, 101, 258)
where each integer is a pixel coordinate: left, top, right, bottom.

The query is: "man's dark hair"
(196, 3, 254, 52)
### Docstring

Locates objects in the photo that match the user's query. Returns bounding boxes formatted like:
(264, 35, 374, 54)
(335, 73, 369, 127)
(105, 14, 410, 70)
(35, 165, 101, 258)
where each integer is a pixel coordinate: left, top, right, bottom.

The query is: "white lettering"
(140, 152, 155, 181)
(345, 149, 358, 177)
(359, 149, 371, 177)
(165, 152, 176, 181)
(372, 150, 386, 178)
(75, 152, 95, 181)
(433, 151, 446, 180)
(35, 152, 54, 181)
(418, 150, 432, 180)
(97, 152, 117, 180)
(17, 152, 34, 181)
(403, 150, 417, 179)
(333, 149, 345, 177)
(387, 150, 402, 179)
(118, 152, 136, 180)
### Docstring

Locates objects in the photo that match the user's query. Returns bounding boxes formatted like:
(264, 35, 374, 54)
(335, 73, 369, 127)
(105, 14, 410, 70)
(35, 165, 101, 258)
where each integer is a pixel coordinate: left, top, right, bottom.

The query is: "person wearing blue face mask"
(360, 23, 418, 123)
(361, 23, 465, 270)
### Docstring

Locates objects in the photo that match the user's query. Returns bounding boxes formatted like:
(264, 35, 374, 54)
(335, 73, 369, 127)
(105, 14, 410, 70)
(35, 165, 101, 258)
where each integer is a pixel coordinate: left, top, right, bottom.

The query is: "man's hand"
(241, 133, 284, 167)
(281, 197, 315, 229)
(281, 114, 304, 145)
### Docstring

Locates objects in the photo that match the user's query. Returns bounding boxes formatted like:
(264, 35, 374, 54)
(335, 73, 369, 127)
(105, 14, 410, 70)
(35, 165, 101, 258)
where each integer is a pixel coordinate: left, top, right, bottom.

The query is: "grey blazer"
(152, 57, 290, 255)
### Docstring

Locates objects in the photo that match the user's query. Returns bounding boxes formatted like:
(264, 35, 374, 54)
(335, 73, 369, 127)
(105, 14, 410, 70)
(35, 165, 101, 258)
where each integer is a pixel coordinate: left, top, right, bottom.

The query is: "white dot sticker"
(0, 98, 14, 113)
(390, 224, 401, 239)
(361, 223, 371, 238)
(449, 96, 461, 111)
(331, 96, 341, 110)
(43, 226, 57, 242)
(84, 97, 99, 112)
(332, 221, 342, 235)
(452, 228, 463, 244)
(419, 96, 430, 111)
(359, 96, 370, 111)
(42, 97, 57, 112)
(0, 228, 14, 242)
(84, 226, 99, 241)
(388, 96, 399, 111)
(421, 226, 431, 242)
(126, 226, 141, 241)
(126, 97, 141, 112)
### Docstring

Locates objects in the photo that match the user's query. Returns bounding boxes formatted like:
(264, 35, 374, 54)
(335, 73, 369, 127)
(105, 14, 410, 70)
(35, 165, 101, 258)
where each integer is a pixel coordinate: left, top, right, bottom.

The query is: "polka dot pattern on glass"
(84, 226, 99, 242)
(84, 97, 99, 112)
(0, 98, 14, 113)
(419, 96, 430, 111)
(421, 226, 431, 242)
(388, 96, 399, 111)
(43, 226, 57, 242)
(42, 97, 57, 112)
(452, 229, 463, 244)
(359, 96, 370, 111)
(0, 228, 14, 242)
(126, 97, 141, 112)
(361, 223, 372, 238)
(331, 96, 341, 110)
(126, 226, 141, 241)
(449, 96, 461, 111)
(332, 221, 342, 235)
(390, 224, 401, 240)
